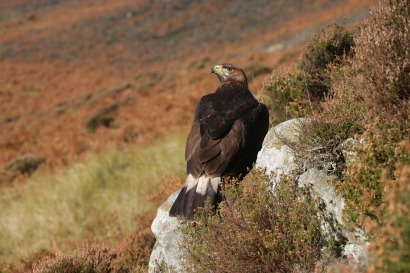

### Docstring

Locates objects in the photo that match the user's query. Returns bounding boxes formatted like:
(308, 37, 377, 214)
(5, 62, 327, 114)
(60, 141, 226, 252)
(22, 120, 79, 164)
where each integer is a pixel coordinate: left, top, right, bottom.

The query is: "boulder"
(256, 118, 305, 190)
(149, 190, 187, 273)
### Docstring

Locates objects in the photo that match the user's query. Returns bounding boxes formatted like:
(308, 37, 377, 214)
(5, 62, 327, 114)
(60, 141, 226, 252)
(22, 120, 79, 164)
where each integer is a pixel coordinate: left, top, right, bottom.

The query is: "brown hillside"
(0, 0, 376, 184)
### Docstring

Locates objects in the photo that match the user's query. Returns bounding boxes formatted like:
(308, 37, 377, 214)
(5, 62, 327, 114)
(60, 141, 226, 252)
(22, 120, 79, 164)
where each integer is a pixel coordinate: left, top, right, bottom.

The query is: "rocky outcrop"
(149, 118, 369, 272)
(256, 118, 369, 268)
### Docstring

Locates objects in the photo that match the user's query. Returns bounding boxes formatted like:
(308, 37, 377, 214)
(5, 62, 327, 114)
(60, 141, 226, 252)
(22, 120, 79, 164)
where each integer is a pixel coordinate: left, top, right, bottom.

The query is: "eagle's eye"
(225, 67, 233, 72)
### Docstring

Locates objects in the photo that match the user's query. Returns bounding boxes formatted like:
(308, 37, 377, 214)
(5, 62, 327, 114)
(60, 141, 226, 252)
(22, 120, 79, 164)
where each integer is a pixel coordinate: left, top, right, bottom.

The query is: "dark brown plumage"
(169, 64, 269, 219)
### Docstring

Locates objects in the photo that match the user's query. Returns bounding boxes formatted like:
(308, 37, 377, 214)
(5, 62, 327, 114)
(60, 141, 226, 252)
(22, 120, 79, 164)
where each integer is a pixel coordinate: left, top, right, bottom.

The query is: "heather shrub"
(33, 229, 155, 273)
(262, 70, 314, 125)
(301, 0, 409, 271)
(184, 172, 325, 273)
(365, 154, 410, 273)
(317, 0, 409, 221)
(353, 0, 409, 107)
(340, 118, 409, 222)
(262, 24, 355, 125)
(298, 24, 355, 99)
(241, 0, 409, 272)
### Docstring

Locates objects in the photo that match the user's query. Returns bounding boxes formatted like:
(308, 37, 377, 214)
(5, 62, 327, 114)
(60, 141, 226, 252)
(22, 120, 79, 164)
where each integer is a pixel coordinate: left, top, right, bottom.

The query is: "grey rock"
(298, 168, 344, 224)
(298, 168, 369, 267)
(149, 190, 187, 273)
(256, 118, 306, 190)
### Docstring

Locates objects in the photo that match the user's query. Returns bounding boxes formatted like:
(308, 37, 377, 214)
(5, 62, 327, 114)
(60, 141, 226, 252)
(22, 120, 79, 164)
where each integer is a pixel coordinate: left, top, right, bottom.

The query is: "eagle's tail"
(169, 174, 221, 220)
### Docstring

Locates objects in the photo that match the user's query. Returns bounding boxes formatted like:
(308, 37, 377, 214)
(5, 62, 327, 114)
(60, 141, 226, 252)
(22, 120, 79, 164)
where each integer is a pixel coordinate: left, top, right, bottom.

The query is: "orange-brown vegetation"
(0, 0, 376, 185)
(0, 0, 381, 271)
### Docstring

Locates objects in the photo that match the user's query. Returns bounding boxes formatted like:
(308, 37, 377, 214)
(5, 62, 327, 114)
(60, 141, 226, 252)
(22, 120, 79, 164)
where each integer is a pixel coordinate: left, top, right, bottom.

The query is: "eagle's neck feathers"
(217, 81, 248, 92)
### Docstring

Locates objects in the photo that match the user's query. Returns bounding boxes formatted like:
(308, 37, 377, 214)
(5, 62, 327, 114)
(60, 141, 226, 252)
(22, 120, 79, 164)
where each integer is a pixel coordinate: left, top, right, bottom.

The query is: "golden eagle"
(169, 64, 269, 219)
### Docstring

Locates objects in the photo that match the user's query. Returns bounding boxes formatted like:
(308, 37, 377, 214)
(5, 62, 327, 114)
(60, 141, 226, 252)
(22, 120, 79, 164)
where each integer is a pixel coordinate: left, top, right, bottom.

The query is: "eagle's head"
(211, 64, 247, 86)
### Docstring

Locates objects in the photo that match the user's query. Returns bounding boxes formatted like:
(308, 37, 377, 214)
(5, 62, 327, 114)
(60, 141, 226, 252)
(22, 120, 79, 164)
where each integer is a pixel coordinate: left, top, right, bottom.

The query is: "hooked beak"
(210, 65, 222, 74)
